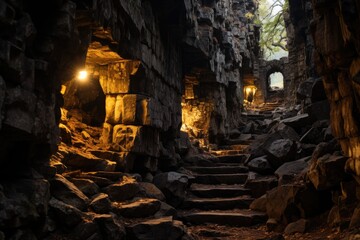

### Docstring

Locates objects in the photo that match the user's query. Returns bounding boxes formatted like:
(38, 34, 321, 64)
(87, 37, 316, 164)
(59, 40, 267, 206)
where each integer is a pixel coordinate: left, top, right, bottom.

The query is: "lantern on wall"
(244, 85, 257, 103)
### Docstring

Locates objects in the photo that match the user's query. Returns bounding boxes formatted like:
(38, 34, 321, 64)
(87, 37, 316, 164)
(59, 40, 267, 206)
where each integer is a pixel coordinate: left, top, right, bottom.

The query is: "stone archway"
(257, 57, 289, 102)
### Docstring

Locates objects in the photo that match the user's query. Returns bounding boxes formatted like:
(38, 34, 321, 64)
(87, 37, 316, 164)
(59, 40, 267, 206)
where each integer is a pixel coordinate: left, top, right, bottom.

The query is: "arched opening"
(268, 72, 284, 91)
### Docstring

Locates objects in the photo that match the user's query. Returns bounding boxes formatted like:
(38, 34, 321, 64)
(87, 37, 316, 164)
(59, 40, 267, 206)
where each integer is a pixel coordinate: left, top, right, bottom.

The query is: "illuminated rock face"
(181, 0, 260, 144)
(308, 1, 360, 179)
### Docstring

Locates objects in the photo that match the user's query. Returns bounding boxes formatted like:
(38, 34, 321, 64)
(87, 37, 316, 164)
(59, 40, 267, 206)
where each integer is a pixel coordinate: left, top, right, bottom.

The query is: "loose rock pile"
(239, 102, 360, 235)
(0, 110, 196, 240)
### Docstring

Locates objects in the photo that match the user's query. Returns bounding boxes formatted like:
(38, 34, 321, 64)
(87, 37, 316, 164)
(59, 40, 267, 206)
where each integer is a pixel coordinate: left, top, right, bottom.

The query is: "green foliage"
(258, 0, 288, 58)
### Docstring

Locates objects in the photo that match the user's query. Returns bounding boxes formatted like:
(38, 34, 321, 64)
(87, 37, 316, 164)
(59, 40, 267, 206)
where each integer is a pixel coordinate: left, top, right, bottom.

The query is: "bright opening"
(269, 72, 284, 91)
(77, 70, 88, 82)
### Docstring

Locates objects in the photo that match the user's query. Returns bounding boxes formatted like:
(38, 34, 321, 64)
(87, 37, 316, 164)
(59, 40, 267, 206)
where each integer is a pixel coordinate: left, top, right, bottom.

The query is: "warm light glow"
(244, 85, 257, 104)
(77, 70, 88, 82)
(60, 85, 67, 95)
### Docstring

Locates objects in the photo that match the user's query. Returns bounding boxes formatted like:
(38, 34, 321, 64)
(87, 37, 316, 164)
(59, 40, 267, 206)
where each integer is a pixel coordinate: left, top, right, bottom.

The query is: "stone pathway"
(178, 103, 285, 235)
(179, 150, 267, 228)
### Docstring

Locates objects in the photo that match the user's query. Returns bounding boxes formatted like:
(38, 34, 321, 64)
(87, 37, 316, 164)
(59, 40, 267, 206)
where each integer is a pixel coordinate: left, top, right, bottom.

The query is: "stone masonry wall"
(181, 0, 260, 144)
(285, 0, 318, 105)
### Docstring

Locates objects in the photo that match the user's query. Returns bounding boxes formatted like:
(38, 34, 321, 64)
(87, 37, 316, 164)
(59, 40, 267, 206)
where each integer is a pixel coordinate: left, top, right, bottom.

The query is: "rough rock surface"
(154, 172, 189, 207)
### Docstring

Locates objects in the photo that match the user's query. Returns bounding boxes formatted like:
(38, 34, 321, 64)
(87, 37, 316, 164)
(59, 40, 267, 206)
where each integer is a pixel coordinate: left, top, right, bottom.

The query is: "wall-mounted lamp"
(77, 70, 88, 82)
(244, 85, 257, 103)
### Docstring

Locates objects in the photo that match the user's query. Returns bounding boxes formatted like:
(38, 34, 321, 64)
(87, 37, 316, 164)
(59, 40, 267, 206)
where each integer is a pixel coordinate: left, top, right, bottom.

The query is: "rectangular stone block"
(105, 95, 116, 124)
(105, 94, 163, 128)
(100, 123, 113, 145)
(112, 124, 159, 157)
(99, 61, 140, 94)
(4, 87, 36, 133)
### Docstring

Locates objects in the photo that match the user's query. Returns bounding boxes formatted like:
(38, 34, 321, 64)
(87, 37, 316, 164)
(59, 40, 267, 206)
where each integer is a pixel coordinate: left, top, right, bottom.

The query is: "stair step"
(193, 173, 248, 184)
(182, 195, 253, 210)
(187, 166, 248, 174)
(190, 184, 251, 198)
(215, 154, 249, 164)
(181, 210, 267, 226)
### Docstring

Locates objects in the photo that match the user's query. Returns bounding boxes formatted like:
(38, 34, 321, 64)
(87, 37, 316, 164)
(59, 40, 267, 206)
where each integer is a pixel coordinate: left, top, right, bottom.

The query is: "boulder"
(90, 193, 112, 214)
(59, 123, 72, 145)
(242, 122, 256, 134)
(297, 143, 317, 159)
(268, 123, 300, 141)
(250, 194, 267, 212)
(300, 120, 329, 144)
(127, 217, 187, 240)
(247, 155, 273, 174)
(70, 178, 100, 197)
(284, 219, 308, 234)
(50, 174, 89, 210)
(245, 172, 278, 198)
(264, 139, 297, 168)
(93, 214, 126, 240)
(154, 202, 177, 218)
(265, 184, 332, 225)
(104, 177, 140, 202)
(63, 151, 117, 172)
(153, 172, 189, 207)
(249, 124, 299, 159)
(296, 78, 314, 100)
(308, 154, 349, 190)
(275, 157, 310, 185)
(49, 198, 84, 227)
(112, 198, 161, 218)
(280, 114, 310, 132)
(300, 127, 323, 144)
(137, 182, 166, 201)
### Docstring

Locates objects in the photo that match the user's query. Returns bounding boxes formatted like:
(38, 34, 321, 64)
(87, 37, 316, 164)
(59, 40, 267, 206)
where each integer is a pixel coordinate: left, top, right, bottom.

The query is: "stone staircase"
(179, 153, 267, 227)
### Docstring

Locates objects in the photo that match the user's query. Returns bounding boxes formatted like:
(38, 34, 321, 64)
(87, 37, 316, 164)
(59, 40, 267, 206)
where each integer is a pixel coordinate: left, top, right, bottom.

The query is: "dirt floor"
(187, 223, 352, 240)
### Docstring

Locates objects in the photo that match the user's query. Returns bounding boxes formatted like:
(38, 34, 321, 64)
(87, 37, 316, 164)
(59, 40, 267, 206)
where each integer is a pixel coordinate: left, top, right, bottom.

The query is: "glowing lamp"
(244, 85, 257, 103)
(77, 70, 88, 82)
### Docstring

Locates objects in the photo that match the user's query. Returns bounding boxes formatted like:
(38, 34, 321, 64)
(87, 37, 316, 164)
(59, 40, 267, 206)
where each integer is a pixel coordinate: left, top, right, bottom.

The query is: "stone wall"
(0, 0, 260, 236)
(181, 0, 260, 145)
(256, 57, 289, 103)
(285, 0, 318, 105)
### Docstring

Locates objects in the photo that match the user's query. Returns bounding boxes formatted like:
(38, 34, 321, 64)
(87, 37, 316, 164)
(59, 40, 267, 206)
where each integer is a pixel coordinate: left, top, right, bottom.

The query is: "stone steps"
(181, 132, 268, 228)
(192, 173, 248, 185)
(180, 210, 267, 226)
(182, 195, 253, 210)
(187, 166, 248, 174)
(190, 184, 251, 198)
(215, 154, 249, 164)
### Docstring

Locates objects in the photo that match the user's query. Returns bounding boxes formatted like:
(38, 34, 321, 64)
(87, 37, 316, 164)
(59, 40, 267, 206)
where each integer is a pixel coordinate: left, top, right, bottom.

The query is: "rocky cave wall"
(0, 0, 187, 173)
(181, 0, 260, 145)
(310, 0, 360, 180)
(287, 0, 360, 179)
(0, 0, 185, 236)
